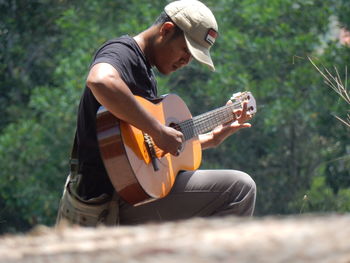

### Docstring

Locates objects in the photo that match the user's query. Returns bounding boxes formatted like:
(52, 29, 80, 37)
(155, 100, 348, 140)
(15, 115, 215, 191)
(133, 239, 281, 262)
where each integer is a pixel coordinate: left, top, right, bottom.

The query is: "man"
(56, 0, 256, 227)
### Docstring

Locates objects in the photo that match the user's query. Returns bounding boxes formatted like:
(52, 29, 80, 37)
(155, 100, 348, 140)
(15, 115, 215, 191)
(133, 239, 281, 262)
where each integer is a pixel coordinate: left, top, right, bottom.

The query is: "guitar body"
(96, 94, 202, 205)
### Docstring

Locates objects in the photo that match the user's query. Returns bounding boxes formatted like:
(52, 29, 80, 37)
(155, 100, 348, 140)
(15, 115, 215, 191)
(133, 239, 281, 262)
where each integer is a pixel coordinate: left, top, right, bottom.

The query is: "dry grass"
(308, 56, 350, 128)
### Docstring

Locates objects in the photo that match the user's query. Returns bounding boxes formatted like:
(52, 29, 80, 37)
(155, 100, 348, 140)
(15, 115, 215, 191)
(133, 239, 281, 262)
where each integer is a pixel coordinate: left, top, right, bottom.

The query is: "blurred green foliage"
(0, 0, 349, 233)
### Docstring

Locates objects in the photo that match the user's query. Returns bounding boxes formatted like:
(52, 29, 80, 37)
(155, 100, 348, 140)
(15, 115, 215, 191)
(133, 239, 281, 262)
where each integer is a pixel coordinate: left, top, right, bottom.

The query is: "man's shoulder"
(91, 35, 140, 68)
(98, 35, 137, 53)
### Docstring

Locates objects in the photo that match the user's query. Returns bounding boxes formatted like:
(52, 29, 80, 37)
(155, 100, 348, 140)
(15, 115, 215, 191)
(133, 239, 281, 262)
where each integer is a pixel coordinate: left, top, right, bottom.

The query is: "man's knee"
(240, 172, 256, 194)
(228, 170, 256, 194)
(228, 171, 256, 208)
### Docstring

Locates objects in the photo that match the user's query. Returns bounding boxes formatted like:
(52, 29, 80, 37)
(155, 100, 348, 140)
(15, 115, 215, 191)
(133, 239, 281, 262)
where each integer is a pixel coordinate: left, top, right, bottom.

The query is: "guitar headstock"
(230, 91, 257, 115)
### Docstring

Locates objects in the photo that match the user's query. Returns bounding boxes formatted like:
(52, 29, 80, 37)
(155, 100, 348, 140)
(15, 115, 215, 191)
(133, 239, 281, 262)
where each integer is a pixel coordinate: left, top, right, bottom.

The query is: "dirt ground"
(0, 214, 349, 263)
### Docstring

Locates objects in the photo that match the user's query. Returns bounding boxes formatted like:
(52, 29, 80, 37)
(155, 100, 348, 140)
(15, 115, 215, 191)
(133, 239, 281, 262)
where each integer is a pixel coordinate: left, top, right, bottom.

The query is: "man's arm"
(87, 63, 183, 156)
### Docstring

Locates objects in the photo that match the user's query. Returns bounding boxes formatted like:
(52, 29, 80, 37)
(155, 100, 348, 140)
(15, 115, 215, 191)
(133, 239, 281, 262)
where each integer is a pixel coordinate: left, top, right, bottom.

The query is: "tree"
(0, 0, 349, 233)
(0, 0, 166, 233)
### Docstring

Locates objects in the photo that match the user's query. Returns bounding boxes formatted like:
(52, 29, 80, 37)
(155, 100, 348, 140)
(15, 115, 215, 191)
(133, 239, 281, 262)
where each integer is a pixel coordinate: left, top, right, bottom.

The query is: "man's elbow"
(86, 64, 116, 90)
(86, 71, 102, 91)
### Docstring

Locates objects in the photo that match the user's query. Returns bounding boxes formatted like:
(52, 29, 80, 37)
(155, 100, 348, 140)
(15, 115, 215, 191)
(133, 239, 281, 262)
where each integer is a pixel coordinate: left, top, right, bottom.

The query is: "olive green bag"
(56, 134, 119, 227)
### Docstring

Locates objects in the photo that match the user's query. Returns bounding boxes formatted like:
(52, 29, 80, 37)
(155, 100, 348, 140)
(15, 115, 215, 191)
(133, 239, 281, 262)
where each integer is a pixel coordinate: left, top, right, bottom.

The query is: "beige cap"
(165, 0, 218, 71)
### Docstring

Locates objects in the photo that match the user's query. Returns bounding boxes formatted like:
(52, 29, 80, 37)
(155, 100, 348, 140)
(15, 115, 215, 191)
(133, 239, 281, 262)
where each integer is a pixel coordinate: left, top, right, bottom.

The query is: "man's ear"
(159, 22, 176, 39)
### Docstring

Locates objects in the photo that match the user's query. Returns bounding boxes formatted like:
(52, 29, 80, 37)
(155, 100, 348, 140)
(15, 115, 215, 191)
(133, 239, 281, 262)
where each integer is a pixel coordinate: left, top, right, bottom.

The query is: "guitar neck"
(177, 103, 239, 141)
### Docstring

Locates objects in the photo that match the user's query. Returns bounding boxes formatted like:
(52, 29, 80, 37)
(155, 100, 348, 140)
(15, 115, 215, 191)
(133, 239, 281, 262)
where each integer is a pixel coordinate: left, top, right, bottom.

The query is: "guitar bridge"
(143, 133, 159, 172)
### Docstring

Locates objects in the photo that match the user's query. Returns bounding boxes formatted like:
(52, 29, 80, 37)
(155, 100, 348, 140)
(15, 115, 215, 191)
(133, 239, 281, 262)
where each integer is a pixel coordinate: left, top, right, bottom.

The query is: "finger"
(173, 129, 184, 142)
(241, 123, 252, 128)
(230, 122, 251, 129)
(238, 103, 253, 123)
(179, 132, 185, 143)
(159, 149, 167, 158)
(159, 147, 179, 157)
(170, 148, 181, 157)
(240, 102, 248, 117)
(233, 102, 247, 119)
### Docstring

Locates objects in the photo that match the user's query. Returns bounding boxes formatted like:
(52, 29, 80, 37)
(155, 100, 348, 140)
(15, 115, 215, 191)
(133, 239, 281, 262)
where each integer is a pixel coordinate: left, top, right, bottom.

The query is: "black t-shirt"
(76, 35, 157, 198)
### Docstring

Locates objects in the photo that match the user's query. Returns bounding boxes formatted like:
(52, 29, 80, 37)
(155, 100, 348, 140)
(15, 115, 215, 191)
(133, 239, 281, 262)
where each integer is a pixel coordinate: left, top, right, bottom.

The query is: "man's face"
(154, 31, 193, 75)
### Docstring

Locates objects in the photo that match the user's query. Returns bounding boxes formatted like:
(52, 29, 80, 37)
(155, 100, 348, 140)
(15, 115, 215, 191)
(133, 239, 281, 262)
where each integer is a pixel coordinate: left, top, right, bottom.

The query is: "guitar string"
(186, 103, 238, 127)
(192, 102, 239, 135)
(186, 101, 240, 129)
(178, 101, 243, 141)
(180, 103, 240, 140)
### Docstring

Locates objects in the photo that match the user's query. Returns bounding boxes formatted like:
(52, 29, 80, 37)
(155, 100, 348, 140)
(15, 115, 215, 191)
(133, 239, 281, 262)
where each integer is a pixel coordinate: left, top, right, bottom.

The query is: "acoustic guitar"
(96, 92, 256, 205)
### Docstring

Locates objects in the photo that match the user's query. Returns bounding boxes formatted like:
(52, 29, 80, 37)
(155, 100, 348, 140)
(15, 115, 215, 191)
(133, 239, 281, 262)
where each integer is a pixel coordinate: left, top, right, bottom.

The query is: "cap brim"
(184, 34, 215, 72)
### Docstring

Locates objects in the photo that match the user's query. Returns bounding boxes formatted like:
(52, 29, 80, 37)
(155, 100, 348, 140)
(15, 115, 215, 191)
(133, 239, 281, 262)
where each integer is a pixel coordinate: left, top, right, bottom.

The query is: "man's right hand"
(151, 125, 184, 157)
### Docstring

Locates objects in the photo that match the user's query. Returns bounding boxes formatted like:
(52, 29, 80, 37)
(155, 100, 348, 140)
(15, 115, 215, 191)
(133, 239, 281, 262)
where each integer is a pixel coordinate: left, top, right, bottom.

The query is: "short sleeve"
(90, 41, 134, 85)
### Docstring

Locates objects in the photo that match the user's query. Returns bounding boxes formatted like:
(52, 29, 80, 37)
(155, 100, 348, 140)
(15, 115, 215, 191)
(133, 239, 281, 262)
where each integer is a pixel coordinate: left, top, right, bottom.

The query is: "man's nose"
(180, 53, 192, 66)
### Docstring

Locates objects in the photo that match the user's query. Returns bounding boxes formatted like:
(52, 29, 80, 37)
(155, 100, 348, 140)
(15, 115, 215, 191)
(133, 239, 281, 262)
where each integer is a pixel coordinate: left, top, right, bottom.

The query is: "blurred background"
(0, 0, 349, 234)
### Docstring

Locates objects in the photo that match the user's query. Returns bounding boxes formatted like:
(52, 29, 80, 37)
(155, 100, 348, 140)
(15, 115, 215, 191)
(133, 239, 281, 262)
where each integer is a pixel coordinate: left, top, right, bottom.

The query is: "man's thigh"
(119, 169, 251, 224)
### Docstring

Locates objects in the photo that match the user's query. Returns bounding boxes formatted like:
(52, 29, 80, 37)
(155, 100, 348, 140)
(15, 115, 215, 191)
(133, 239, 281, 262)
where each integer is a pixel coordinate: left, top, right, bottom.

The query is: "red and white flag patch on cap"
(205, 28, 218, 45)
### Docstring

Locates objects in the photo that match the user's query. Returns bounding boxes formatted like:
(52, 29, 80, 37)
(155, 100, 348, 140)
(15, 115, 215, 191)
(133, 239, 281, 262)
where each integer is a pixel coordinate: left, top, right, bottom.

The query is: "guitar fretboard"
(176, 102, 241, 141)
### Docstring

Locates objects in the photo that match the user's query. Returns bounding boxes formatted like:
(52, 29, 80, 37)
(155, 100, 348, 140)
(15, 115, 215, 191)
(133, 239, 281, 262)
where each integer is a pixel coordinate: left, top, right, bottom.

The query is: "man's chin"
(156, 67, 174, 75)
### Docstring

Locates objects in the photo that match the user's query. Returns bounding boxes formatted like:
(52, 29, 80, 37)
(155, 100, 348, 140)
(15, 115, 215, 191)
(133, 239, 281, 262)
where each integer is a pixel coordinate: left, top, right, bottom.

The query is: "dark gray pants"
(119, 169, 256, 224)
